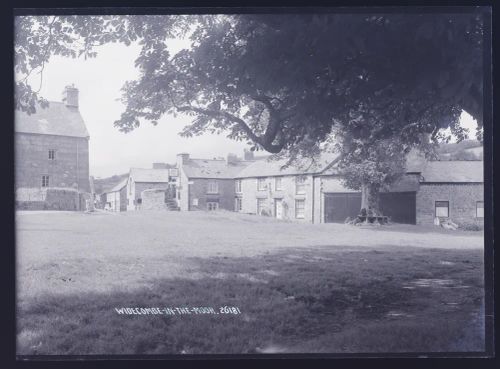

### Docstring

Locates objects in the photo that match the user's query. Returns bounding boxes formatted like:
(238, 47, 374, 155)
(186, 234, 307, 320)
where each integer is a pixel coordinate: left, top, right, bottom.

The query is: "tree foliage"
(15, 13, 484, 149)
(14, 12, 486, 211)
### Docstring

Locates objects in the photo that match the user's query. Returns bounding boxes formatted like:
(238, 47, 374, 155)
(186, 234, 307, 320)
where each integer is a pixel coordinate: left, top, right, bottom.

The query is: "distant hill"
(94, 173, 129, 194)
(435, 140, 483, 161)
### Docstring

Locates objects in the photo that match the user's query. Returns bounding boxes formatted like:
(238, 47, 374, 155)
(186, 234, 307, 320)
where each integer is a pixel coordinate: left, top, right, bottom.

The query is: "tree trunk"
(360, 182, 381, 215)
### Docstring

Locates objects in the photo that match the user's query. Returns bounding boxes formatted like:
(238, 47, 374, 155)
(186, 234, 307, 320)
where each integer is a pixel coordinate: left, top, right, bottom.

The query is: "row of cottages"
(233, 153, 483, 226)
(15, 85, 92, 210)
(175, 149, 484, 226)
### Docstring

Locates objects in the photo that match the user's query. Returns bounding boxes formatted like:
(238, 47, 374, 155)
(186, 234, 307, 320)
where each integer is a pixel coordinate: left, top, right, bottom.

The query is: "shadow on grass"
(17, 246, 485, 356)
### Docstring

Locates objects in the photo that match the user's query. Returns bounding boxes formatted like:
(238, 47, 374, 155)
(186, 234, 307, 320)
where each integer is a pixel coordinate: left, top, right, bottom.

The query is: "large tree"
(14, 12, 486, 211)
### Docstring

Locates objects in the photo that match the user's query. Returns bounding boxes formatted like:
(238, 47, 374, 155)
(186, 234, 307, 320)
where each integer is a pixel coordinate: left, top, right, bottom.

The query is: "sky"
(21, 35, 479, 178)
(24, 39, 250, 178)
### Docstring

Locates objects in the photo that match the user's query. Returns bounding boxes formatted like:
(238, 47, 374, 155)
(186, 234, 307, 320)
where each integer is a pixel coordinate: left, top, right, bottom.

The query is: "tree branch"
(177, 105, 284, 153)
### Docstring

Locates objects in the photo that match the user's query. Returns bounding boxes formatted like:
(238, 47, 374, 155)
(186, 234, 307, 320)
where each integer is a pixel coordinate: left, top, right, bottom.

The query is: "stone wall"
(140, 189, 167, 210)
(16, 187, 82, 210)
(127, 181, 168, 210)
(416, 183, 484, 226)
(15, 133, 90, 192)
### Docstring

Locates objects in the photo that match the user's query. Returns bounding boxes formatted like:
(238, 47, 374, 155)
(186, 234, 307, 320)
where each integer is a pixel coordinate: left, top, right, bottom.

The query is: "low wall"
(15, 187, 88, 211)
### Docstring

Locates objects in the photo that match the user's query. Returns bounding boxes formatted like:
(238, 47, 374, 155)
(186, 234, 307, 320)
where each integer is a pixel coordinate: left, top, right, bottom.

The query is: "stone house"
(126, 166, 175, 211)
(15, 85, 91, 210)
(175, 152, 254, 211)
(102, 178, 128, 212)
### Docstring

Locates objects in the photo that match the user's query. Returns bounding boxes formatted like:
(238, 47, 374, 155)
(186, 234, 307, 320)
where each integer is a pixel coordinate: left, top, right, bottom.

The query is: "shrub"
(260, 208, 271, 217)
(458, 222, 483, 231)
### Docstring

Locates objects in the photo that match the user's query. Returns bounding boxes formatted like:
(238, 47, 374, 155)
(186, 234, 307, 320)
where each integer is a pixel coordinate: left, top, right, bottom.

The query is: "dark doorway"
(324, 192, 362, 223)
(379, 192, 416, 224)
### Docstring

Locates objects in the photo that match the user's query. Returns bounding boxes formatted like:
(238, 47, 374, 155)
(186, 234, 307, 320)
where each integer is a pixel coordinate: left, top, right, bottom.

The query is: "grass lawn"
(16, 210, 485, 355)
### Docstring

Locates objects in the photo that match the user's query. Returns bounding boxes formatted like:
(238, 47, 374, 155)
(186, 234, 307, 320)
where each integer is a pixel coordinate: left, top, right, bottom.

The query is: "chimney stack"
(62, 84, 79, 108)
(227, 153, 238, 165)
(176, 153, 190, 167)
(244, 149, 254, 161)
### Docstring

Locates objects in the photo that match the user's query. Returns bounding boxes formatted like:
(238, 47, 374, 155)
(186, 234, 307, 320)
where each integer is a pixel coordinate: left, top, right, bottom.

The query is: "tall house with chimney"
(15, 85, 91, 210)
(175, 150, 255, 211)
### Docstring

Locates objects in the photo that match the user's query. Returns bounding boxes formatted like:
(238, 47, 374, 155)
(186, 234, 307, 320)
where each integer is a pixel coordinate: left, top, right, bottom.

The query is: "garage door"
(380, 192, 416, 225)
(324, 191, 416, 224)
(324, 193, 362, 223)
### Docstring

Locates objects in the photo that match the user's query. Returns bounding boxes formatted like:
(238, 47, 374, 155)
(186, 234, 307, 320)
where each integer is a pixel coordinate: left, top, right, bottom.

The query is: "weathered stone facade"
(140, 189, 167, 210)
(187, 178, 236, 211)
(15, 86, 91, 211)
(16, 133, 90, 191)
(416, 183, 484, 226)
(239, 175, 314, 222)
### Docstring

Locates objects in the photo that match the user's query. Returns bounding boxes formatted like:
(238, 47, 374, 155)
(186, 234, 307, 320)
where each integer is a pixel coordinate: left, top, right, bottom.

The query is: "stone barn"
(102, 178, 128, 212)
(413, 161, 484, 226)
(15, 85, 91, 210)
(126, 167, 171, 211)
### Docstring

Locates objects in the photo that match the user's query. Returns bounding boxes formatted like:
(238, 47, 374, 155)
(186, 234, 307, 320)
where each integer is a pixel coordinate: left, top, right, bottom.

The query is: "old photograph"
(14, 9, 491, 357)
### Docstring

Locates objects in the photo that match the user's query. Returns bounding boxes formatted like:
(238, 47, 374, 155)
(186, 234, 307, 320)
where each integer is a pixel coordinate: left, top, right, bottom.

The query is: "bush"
(458, 222, 483, 231)
(260, 208, 271, 217)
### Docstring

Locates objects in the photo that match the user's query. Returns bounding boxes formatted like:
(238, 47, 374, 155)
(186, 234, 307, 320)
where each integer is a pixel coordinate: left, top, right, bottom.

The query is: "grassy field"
(16, 210, 485, 355)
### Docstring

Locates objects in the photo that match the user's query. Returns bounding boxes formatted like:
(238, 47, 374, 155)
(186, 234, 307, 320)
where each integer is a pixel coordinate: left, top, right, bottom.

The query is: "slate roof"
(103, 178, 128, 194)
(15, 102, 89, 138)
(129, 168, 170, 183)
(235, 152, 340, 178)
(182, 159, 253, 179)
(418, 161, 483, 183)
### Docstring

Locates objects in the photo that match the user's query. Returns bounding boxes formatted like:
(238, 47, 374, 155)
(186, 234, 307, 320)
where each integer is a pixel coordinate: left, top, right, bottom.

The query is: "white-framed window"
(257, 178, 267, 191)
(435, 201, 449, 218)
(41, 175, 49, 187)
(207, 201, 219, 211)
(48, 149, 56, 160)
(207, 180, 218, 194)
(257, 198, 266, 215)
(192, 198, 199, 206)
(476, 201, 484, 218)
(295, 176, 306, 194)
(275, 177, 283, 191)
(295, 199, 305, 219)
(235, 197, 242, 212)
(235, 179, 242, 193)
